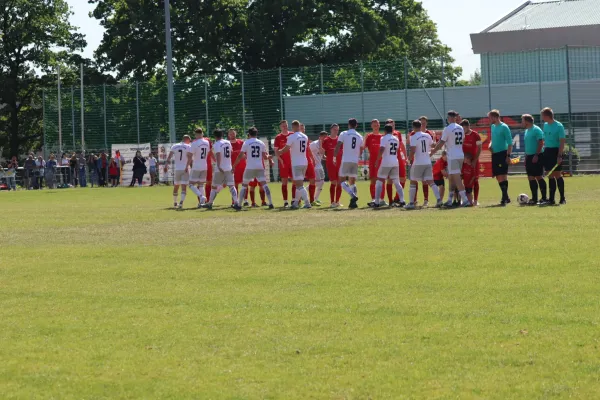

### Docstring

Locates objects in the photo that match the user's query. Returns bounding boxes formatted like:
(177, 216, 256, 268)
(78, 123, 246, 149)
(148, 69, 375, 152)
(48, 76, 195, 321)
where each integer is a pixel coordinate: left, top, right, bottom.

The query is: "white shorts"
(293, 166, 307, 181)
(243, 169, 267, 185)
(174, 170, 190, 185)
(315, 167, 325, 181)
(212, 170, 235, 186)
(190, 169, 207, 183)
(339, 162, 358, 178)
(448, 159, 463, 175)
(377, 166, 399, 180)
(410, 164, 433, 182)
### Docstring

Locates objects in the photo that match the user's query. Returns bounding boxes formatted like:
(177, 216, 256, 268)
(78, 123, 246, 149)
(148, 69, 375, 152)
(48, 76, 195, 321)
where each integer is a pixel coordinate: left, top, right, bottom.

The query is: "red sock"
(474, 180, 480, 202)
(330, 184, 336, 202)
(387, 183, 394, 203)
(259, 188, 266, 203)
(413, 182, 419, 203)
(205, 184, 211, 199)
(309, 184, 316, 203)
(370, 182, 376, 200)
(292, 185, 297, 200)
(249, 189, 256, 204)
(244, 188, 249, 200)
(423, 183, 429, 201)
(336, 184, 343, 202)
(282, 184, 288, 201)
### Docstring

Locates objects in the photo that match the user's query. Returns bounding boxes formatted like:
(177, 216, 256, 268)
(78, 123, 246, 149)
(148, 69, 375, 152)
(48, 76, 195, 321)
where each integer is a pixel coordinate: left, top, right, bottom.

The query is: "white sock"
(394, 180, 405, 203)
(352, 184, 358, 197)
(189, 184, 202, 198)
(375, 181, 383, 205)
(239, 186, 247, 206)
(341, 181, 356, 198)
(409, 185, 417, 204)
(262, 184, 273, 205)
(229, 186, 238, 204)
(431, 184, 441, 201)
(216, 185, 224, 193)
(180, 192, 186, 204)
(447, 190, 454, 202)
(173, 194, 178, 204)
(199, 184, 207, 204)
(294, 185, 303, 204)
(208, 187, 218, 204)
(315, 181, 324, 201)
(298, 186, 309, 205)
(459, 190, 468, 203)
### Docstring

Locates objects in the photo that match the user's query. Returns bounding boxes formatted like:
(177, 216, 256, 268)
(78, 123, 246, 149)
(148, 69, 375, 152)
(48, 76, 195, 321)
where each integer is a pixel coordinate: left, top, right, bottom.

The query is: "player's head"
(280, 120, 289, 132)
(300, 123, 305, 133)
(488, 109, 501, 124)
(541, 107, 554, 123)
(194, 127, 204, 138)
(248, 126, 258, 138)
(291, 120, 301, 132)
(447, 110, 459, 124)
(521, 114, 534, 128)
(348, 118, 358, 129)
(441, 150, 447, 160)
(182, 135, 191, 144)
(385, 118, 395, 130)
(460, 119, 471, 132)
(412, 120, 422, 131)
(213, 129, 224, 140)
(371, 119, 380, 131)
(227, 128, 237, 141)
(330, 123, 339, 136)
(384, 124, 394, 135)
(419, 116, 428, 128)
(319, 131, 327, 143)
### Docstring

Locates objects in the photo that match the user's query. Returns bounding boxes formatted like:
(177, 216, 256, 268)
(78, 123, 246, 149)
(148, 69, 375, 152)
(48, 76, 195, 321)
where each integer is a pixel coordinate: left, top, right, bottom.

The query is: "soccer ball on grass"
(517, 193, 530, 205)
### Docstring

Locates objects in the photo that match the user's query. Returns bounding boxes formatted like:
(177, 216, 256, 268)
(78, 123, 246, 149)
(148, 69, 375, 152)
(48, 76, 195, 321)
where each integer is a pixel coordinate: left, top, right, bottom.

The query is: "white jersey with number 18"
(410, 132, 434, 166)
(379, 134, 400, 168)
(338, 129, 364, 163)
(171, 142, 191, 171)
(213, 139, 233, 172)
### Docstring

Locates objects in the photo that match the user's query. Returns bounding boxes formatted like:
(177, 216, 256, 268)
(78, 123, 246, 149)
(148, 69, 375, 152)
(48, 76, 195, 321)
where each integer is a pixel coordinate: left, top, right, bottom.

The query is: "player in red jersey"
(364, 119, 387, 206)
(386, 119, 408, 206)
(229, 128, 248, 206)
(322, 123, 343, 207)
(460, 119, 482, 205)
(432, 150, 448, 202)
(274, 120, 295, 208)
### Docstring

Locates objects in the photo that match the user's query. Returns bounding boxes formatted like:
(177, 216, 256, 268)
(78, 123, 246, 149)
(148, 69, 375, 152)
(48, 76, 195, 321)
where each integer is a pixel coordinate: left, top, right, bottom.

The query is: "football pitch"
(2, 176, 600, 399)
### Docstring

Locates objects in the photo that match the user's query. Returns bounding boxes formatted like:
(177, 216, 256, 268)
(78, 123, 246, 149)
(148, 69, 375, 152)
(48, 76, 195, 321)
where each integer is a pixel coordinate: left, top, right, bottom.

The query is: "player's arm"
(334, 141, 342, 158)
(505, 126, 513, 161)
(475, 135, 483, 165)
(215, 151, 224, 172)
(558, 125, 566, 164)
(409, 145, 417, 165)
(277, 145, 291, 157)
(186, 151, 194, 170)
(164, 151, 174, 172)
(533, 134, 544, 164)
(442, 167, 448, 178)
(232, 151, 246, 169)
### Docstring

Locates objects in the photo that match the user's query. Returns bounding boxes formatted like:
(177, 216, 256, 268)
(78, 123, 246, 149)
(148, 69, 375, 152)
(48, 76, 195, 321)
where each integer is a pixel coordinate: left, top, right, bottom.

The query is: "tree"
(0, 0, 86, 158)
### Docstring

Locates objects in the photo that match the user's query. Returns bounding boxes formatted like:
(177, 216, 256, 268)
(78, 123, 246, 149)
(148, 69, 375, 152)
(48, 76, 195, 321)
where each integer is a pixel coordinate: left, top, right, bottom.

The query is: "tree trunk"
(9, 105, 20, 157)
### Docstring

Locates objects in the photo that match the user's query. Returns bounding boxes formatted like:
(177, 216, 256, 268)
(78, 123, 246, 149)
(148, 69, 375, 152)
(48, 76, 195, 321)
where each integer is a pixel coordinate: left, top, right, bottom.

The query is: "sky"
(67, 0, 527, 79)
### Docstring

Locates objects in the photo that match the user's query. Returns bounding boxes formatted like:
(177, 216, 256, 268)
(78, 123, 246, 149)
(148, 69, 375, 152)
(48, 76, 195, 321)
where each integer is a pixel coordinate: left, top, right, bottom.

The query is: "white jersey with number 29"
(213, 139, 233, 172)
(286, 132, 309, 167)
(410, 132, 434, 166)
(242, 138, 267, 170)
(338, 129, 364, 163)
(379, 134, 400, 168)
(171, 142, 191, 171)
(441, 122, 465, 160)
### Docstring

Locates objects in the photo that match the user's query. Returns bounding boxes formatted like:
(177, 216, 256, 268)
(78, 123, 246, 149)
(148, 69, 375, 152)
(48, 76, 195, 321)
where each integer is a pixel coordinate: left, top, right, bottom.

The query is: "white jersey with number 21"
(171, 142, 191, 171)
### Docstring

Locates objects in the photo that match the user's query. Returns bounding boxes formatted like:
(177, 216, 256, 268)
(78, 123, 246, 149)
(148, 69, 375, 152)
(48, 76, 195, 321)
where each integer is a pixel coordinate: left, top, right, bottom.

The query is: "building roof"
(482, 0, 600, 33)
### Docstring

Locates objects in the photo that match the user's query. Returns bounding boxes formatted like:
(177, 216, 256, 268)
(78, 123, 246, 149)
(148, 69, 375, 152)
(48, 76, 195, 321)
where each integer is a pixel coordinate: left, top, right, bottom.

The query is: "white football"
(517, 193, 530, 205)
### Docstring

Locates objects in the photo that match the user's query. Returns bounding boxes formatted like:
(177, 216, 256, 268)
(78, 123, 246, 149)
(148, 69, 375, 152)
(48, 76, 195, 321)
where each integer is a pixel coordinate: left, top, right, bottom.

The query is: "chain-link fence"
(43, 45, 600, 174)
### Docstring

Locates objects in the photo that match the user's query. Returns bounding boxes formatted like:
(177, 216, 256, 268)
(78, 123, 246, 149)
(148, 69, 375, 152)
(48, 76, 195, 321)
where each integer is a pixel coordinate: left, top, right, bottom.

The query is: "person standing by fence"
(35, 155, 45, 189)
(77, 152, 87, 187)
(129, 151, 146, 187)
(69, 153, 78, 186)
(99, 152, 108, 187)
(23, 154, 36, 190)
(6, 157, 18, 191)
(148, 152, 158, 186)
(45, 154, 57, 189)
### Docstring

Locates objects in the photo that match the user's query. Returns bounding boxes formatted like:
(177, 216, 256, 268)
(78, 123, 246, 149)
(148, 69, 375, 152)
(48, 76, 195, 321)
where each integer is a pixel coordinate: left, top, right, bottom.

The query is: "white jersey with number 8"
(242, 138, 267, 170)
(213, 139, 233, 172)
(286, 132, 309, 167)
(379, 134, 400, 167)
(338, 129, 363, 163)
(410, 132, 434, 166)
(171, 142, 191, 171)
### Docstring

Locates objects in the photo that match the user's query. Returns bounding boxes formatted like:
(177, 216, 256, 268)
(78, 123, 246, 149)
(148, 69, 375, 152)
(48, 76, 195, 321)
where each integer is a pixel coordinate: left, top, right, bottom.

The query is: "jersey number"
(421, 140, 427, 153)
(200, 148, 207, 159)
(178, 149, 183, 161)
(351, 137, 357, 149)
(251, 145, 260, 158)
(455, 132, 463, 145)
(390, 142, 398, 156)
(224, 147, 230, 158)
(300, 141, 306, 153)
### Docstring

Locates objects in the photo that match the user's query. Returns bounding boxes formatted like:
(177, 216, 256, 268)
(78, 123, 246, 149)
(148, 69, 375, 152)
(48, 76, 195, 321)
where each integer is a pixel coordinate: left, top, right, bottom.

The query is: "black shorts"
(492, 151, 509, 177)
(434, 179, 445, 187)
(543, 148, 563, 172)
(525, 154, 544, 177)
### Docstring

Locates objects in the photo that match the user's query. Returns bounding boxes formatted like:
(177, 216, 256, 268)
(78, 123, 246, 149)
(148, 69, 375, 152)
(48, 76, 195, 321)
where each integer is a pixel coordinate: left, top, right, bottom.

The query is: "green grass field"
(2, 176, 600, 399)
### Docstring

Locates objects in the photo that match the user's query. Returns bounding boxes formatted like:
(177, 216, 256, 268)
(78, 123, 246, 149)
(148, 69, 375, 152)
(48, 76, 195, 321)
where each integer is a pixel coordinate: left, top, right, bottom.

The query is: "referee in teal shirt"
(488, 109, 513, 206)
(522, 114, 547, 205)
(541, 107, 567, 205)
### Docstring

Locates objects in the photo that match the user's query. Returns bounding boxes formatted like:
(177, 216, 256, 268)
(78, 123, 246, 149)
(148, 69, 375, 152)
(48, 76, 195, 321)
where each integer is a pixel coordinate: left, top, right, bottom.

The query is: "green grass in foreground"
(1, 176, 600, 399)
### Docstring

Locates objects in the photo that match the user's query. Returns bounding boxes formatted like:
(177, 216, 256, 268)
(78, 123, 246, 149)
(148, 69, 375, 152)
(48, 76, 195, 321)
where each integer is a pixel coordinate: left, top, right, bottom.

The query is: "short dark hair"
(522, 114, 534, 124)
(182, 135, 191, 141)
(541, 107, 554, 118)
(348, 118, 358, 128)
(213, 129, 224, 139)
(419, 116, 428, 122)
(447, 110, 458, 118)
(330, 123, 339, 129)
(412, 120, 422, 129)
(195, 127, 203, 135)
(248, 126, 258, 137)
(384, 124, 393, 134)
(460, 119, 470, 127)
(488, 109, 500, 118)
(280, 120, 288, 125)
(319, 131, 328, 137)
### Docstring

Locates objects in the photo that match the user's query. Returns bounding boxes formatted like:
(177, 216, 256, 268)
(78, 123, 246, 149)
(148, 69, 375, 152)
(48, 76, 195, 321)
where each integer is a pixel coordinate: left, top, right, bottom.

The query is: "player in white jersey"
(334, 118, 364, 209)
(232, 126, 274, 209)
(205, 129, 240, 210)
(430, 110, 470, 207)
(164, 135, 192, 209)
(406, 120, 443, 210)
(186, 128, 210, 208)
(309, 131, 327, 205)
(373, 124, 405, 208)
(276, 120, 311, 209)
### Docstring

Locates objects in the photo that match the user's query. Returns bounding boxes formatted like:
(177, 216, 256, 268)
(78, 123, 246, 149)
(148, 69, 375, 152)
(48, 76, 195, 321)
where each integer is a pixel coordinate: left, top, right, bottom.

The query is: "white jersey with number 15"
(286, 131, 309, 167)
(171, 142, 191, 171)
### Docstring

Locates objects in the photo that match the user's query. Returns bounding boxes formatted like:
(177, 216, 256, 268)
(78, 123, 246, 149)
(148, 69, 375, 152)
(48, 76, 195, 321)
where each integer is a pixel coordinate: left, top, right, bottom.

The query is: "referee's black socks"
(529, 180, 539, 202)
(499, 181, 509, 201)
(557, 177, 565, 201)
(538, 178, 547, 200)
(549, 178, 557, 202)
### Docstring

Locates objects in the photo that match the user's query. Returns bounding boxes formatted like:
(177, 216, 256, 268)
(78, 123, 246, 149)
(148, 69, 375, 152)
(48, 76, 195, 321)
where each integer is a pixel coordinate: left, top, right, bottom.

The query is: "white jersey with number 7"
(338, 129, 363, 163)
(171, 142, 191, 171)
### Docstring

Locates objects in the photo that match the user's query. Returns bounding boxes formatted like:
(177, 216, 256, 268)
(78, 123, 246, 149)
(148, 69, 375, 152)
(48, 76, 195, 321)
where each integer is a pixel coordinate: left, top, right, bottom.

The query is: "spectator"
(88, 153, 99, 187)
(46, 154, 58, 189)
(148, 152, 158, 186)
(6, 157, 17, 191)
(35, 155, 46, 189)
(69, 153, 78, 186)
(77, 152, 87, 187)
(129, 151, 146, 187)
(99, 152, 108, 186)
(108, 159, 119, 187)
(113, 151, 124, 185)
(60, 153, 71, 184)
(24, 154, 36, 190)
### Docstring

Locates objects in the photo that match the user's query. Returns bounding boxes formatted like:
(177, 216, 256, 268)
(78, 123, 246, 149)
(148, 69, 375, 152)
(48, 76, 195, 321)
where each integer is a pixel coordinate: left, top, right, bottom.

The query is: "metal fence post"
(487, 52, 492, 112)
(57, 65, 62, 155)
(320, 63, 325, 131)
(565, 45, 574, 175)
(80, 63, 85, 152)
(279, 67, 284, 121)
(360, 61, 365, 133)
(136, 81, 140, 146)
(204, 75, 210, 133)
(103, 84, 108, 151)
(71, 86, 75, 149)
(441, 56, 446, 117)
(241, 71, 246, 133)
(42, 90, 46, 158)
(404, 57, 409, 145)
(538, 48, 543, 111)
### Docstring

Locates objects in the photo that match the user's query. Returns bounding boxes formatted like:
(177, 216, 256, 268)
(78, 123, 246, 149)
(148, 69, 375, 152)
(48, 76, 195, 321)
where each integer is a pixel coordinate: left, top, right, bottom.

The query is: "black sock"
(529, 180, 538, 202)
(549, 178, 557, 202)
(557, 177, 565, 200)
(502, 181, 509, 201)
(498, 181, 504, 200)
(538, 179, 547, 200)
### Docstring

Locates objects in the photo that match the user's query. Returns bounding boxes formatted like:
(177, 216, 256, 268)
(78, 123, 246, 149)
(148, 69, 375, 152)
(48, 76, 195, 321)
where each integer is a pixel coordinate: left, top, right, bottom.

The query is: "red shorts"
(399, 161, 407, 179)
(234, 166, 245, 185)
(326, 162, 339, 181)
(474, 162, 481, 180)
(249, 178, 260, 187)
(368, 162, 380, 179)
(207, 164, 213, 183)
(278, 161, 292, 180)
(305, 163, 316, 180)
